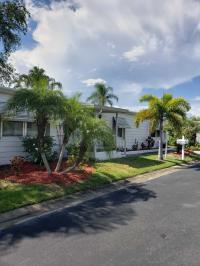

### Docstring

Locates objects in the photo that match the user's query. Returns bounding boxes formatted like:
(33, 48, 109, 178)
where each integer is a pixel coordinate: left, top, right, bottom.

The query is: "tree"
(0, 0, 29, 84)
(87, 83, 118, 115)
(135, 93, 190, 160)
(181, 117, 200, 146)
(61, 115, 115, 174)
(55, 95, 87, 172)
(7, 67, 64, 175)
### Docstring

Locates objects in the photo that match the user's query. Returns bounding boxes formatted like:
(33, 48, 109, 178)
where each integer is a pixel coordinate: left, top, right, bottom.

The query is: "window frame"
(2, 120, 24, 137)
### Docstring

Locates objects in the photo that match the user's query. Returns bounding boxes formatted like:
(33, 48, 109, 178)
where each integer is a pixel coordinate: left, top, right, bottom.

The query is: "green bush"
(67, 144, 80, 157)
(23, 136, 57, 164)
(66, 144, 90, 163)
(189, 144, 200, 151)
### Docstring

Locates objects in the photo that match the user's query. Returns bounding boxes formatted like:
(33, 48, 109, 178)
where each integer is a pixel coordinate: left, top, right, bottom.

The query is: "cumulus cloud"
(82, 78, 106, 86)
(10, 0, 200, 109)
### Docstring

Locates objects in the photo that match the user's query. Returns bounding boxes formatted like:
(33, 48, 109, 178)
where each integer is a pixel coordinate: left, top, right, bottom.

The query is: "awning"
(113, 116, 131, 128)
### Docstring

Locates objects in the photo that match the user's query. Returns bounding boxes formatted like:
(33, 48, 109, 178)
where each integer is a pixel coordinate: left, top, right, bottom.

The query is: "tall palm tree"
(135, 93, 190, 160)
(7, 67, 64, 174)
(87, 83, 118, 115)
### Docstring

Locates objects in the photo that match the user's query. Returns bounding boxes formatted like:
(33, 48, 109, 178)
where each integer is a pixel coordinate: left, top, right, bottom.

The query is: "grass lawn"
(0, 153, 199, 213)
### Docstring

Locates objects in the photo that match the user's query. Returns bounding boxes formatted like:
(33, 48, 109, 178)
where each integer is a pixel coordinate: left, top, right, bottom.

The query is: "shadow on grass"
(103, 156, 164, 168)
(0, 183, 156, 252)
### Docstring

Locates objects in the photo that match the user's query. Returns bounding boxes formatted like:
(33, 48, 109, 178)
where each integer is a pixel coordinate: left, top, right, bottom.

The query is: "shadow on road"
(0, 183, 156, 252)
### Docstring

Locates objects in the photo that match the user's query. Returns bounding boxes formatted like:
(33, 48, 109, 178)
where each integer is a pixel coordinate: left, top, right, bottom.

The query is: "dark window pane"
(27, 122, 37, 136)
(118, 128, 123, 137)
(3, 121, 23, 136)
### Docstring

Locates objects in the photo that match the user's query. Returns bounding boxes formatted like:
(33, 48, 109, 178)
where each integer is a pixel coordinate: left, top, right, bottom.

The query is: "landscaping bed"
(0, 153, 199, 214)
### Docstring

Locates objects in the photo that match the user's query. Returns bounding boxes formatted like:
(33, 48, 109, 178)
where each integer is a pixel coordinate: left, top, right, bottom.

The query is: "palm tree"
(60, 115, 115, 174)
(55, 95, 88, 172)
(7, 67, 64, 175)
(87, 83, 118, 115)
(135, 93, 190, 160)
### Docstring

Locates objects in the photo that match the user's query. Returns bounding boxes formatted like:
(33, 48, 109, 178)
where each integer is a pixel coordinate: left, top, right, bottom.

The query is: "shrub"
(146, 136, 155, 149)
(23, 136, 56, 164)
(67, 144, 80, 157)
(67, 144, 90, 164)
(10, 156, 25, 174)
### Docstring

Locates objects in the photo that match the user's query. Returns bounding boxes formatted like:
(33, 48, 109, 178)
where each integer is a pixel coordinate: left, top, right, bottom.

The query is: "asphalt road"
(0, 164, 200, 266)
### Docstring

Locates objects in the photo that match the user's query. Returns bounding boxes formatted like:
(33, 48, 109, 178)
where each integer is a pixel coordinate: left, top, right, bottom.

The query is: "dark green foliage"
(87, 83, 118, 109)
(0, 0, 29, 83)
(146, 136, 155, 149)
(67, 144, 80, 157)
(23, 136, 56, 164)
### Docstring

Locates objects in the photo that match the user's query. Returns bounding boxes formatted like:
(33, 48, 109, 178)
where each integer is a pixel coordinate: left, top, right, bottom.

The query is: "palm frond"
(139, 94, 157, 103)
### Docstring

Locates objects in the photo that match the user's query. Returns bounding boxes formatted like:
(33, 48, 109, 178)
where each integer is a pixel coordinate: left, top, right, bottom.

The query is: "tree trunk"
(41, 152, 51, 175)
(55, 142, 67, 172)
(36, 117, 52, 175)
(159, 118, 164, 160)
(60, 139, 88, 174)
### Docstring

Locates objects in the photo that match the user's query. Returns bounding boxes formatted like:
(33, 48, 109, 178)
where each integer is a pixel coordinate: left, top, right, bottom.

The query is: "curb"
(0, 161, 199, 230)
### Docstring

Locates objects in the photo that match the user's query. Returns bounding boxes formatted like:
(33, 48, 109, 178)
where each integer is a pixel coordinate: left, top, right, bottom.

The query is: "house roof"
(0, 88, 137, 115)
(93, 105, 136, 115)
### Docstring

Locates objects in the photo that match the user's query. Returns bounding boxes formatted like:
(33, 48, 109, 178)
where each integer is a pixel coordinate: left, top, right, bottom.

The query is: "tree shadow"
(106, 156, 164, 168)
(0, 183, 156, 252)
(189, 163, 200, 171)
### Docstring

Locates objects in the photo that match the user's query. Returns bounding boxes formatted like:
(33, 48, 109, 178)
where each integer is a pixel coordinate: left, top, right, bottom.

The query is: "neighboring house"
(0, 87, 164, 164)
(0, 87, 61, 165)
(92, 105, 165, 160)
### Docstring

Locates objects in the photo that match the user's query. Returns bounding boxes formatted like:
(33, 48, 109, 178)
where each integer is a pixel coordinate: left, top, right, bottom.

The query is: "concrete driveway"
(0, 164, 200, 266)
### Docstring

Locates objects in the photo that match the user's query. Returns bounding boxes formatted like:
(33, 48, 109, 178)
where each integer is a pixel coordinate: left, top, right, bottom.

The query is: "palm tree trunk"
(159, 118, 164, 160)
(41, 152, 51, 175)
(37, 118, 52, 175)
(60, 139, 88, 174)
(55, 141, 67, 172)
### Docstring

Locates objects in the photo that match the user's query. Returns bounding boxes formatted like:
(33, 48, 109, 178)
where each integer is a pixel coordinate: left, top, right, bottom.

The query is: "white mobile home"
(0, 87, 164, 165)
(92, 106, 164, 160)
(0, 87, 60, 165)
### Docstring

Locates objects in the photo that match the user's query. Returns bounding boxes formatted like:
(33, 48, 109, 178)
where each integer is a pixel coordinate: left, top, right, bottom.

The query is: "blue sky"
(10, 0, 200, 116)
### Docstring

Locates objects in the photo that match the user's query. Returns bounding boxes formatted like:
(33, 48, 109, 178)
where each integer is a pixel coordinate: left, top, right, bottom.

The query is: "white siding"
(0, 123, 60, 165)
(0, 90, 60, 165)
(101, 112, 150, 150)
(0, 137, 25, 165)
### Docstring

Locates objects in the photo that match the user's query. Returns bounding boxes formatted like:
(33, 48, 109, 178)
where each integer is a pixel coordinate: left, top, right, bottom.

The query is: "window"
(3, 121, 23, 137)
(27, 122, 50, 137)
(27, 122, 37, 136)
(118, 128, 123, 138)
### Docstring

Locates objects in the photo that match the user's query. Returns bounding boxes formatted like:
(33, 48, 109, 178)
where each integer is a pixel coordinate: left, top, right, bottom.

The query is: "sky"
(9, 0, 200, 116)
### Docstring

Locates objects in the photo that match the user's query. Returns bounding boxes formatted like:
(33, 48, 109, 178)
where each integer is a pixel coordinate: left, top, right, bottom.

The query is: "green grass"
(0, 153, 199, 214)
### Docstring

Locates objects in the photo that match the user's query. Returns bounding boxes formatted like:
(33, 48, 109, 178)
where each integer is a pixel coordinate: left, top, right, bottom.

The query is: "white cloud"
(123, 46, 146, 62)
(82, 78, 106, 86)
(194, 96, 200, 101)
(189, 104, 200, 116)
(9, 0, 200, 104)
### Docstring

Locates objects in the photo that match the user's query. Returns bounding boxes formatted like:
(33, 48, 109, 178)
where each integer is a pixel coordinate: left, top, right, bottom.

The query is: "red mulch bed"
(0, 161, 93, 186)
